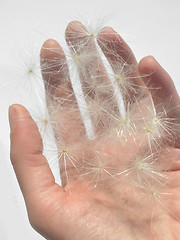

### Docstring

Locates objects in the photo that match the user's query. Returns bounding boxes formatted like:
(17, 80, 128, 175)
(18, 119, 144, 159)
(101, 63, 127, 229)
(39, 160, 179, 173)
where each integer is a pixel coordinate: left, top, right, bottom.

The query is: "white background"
(0, 0, 180, 239)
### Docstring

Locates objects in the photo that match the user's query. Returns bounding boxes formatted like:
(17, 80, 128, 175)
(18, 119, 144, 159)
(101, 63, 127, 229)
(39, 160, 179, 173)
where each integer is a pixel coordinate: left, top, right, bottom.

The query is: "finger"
(40, 40, 88, 187)
(97, 27, 137, 66)
(139, 56, 180, 116)
(97, 27, 147, 100)
(40, 39, 72, 102)
(65, 21, 118, 134)
(65, 21, 102, 84)
(9, 104, 65, 211)
(40, 39, 86, 144)
(139, 56, 180, 146)
(65, 21, 114, 99)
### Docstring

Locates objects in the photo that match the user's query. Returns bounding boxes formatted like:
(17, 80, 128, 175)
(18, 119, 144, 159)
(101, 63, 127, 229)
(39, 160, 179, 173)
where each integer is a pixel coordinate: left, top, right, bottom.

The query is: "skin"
(9, 21, 180, 240)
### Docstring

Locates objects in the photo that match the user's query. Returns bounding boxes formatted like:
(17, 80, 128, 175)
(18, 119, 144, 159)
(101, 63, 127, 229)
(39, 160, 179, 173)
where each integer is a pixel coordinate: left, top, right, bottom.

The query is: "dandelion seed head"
(120, 117, 130, 126)
(144, 125, 153, 134)
(28, 67, 33, 74)
(74, 54, 80, 62)
(92, 83, 97, 89)
(151, 190, 156, 196)
(135, 158, 144, 170)
(89, 32, 95, 37)
(62, 147, 68, 153)
(98, 162, 104, 170)
(115, 74, 122, 82)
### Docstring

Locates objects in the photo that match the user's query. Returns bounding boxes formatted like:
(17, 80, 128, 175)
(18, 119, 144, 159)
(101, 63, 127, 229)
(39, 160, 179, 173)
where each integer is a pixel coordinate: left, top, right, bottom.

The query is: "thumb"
(9, 104, 65, 226)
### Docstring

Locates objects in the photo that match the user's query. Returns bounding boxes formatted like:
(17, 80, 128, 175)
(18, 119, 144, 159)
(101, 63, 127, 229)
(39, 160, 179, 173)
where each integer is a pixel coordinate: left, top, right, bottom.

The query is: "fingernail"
(9, 105, 17, 132)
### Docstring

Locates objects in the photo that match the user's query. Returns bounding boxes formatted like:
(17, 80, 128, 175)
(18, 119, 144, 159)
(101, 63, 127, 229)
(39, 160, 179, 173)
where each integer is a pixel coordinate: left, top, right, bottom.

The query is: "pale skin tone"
(9, 21, 180, 239)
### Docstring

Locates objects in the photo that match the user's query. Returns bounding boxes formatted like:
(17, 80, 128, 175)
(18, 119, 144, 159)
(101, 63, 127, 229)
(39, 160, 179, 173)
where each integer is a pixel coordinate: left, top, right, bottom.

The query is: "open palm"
(9, 21, 180, 240)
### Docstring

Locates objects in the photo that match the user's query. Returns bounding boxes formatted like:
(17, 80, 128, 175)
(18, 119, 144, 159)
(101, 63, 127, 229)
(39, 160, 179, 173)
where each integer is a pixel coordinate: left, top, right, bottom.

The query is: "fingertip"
(40, 39, 68, 87)
(9, 104, 34, 126)
(9, 104, 18, 132)
(138, 55, 173, 87)
(9, 104, 43, 159)
(65, 20, 85, 34)
(65, 21, 88, 44)
(9, 103, 28, 113)
(97, 25, 137, 67)
(139, 56, 180, 121)
(138, 56, 157, 74)
(9, 104, 30, 132)
(8, 105, 64, 214)
(40, 39, 62, 59)
(97, 26, 116, 41)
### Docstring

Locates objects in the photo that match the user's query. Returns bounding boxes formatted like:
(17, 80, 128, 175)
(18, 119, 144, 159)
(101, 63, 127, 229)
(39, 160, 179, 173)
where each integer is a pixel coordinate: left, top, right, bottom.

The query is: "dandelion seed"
(105, 102, 137, 142)
(81, 148, 119, 188)
(12, 46, 43, 99)
(110, 63, 138, 97)
(56, 141, 83, 188)
(117, 150, 167, 188)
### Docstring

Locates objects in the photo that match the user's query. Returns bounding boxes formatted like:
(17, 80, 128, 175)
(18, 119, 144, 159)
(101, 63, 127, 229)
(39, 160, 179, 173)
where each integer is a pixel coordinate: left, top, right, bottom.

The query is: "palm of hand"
(37, 111, 180, 240)
(10, 21, 180, 240)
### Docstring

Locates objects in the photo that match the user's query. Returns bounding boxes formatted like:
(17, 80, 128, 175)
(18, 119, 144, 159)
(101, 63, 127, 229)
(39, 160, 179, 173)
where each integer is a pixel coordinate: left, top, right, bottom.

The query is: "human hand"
(9, 21, 180, 240)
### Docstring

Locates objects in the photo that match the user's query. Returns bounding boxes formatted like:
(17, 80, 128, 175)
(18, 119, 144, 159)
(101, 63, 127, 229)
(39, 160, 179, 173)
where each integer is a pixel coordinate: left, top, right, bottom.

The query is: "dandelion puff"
(33, 107, 51, 137)
(41, 133, 62, 184)
(137, 101, 178, 150)
(11, 45, 43, 99)
(154, 102, 180, 146)
(84, 94, 117, 134)
(32, 104, 51, 136)
(108, 61, 139, 97)
(53, 138, 84, 188)
(138, 181, 180, 224)
(87, 99, 106, 123)
(81, 148, 119, 189)
(83, 73, 113, 99)
(81, 16, 108, 40)
(65, 21, 94, 47)
(117, 150, 168, 188)
(66, 42, 99, 77)
(104, 102, 137, 142)
(65, 17, 106, 48)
